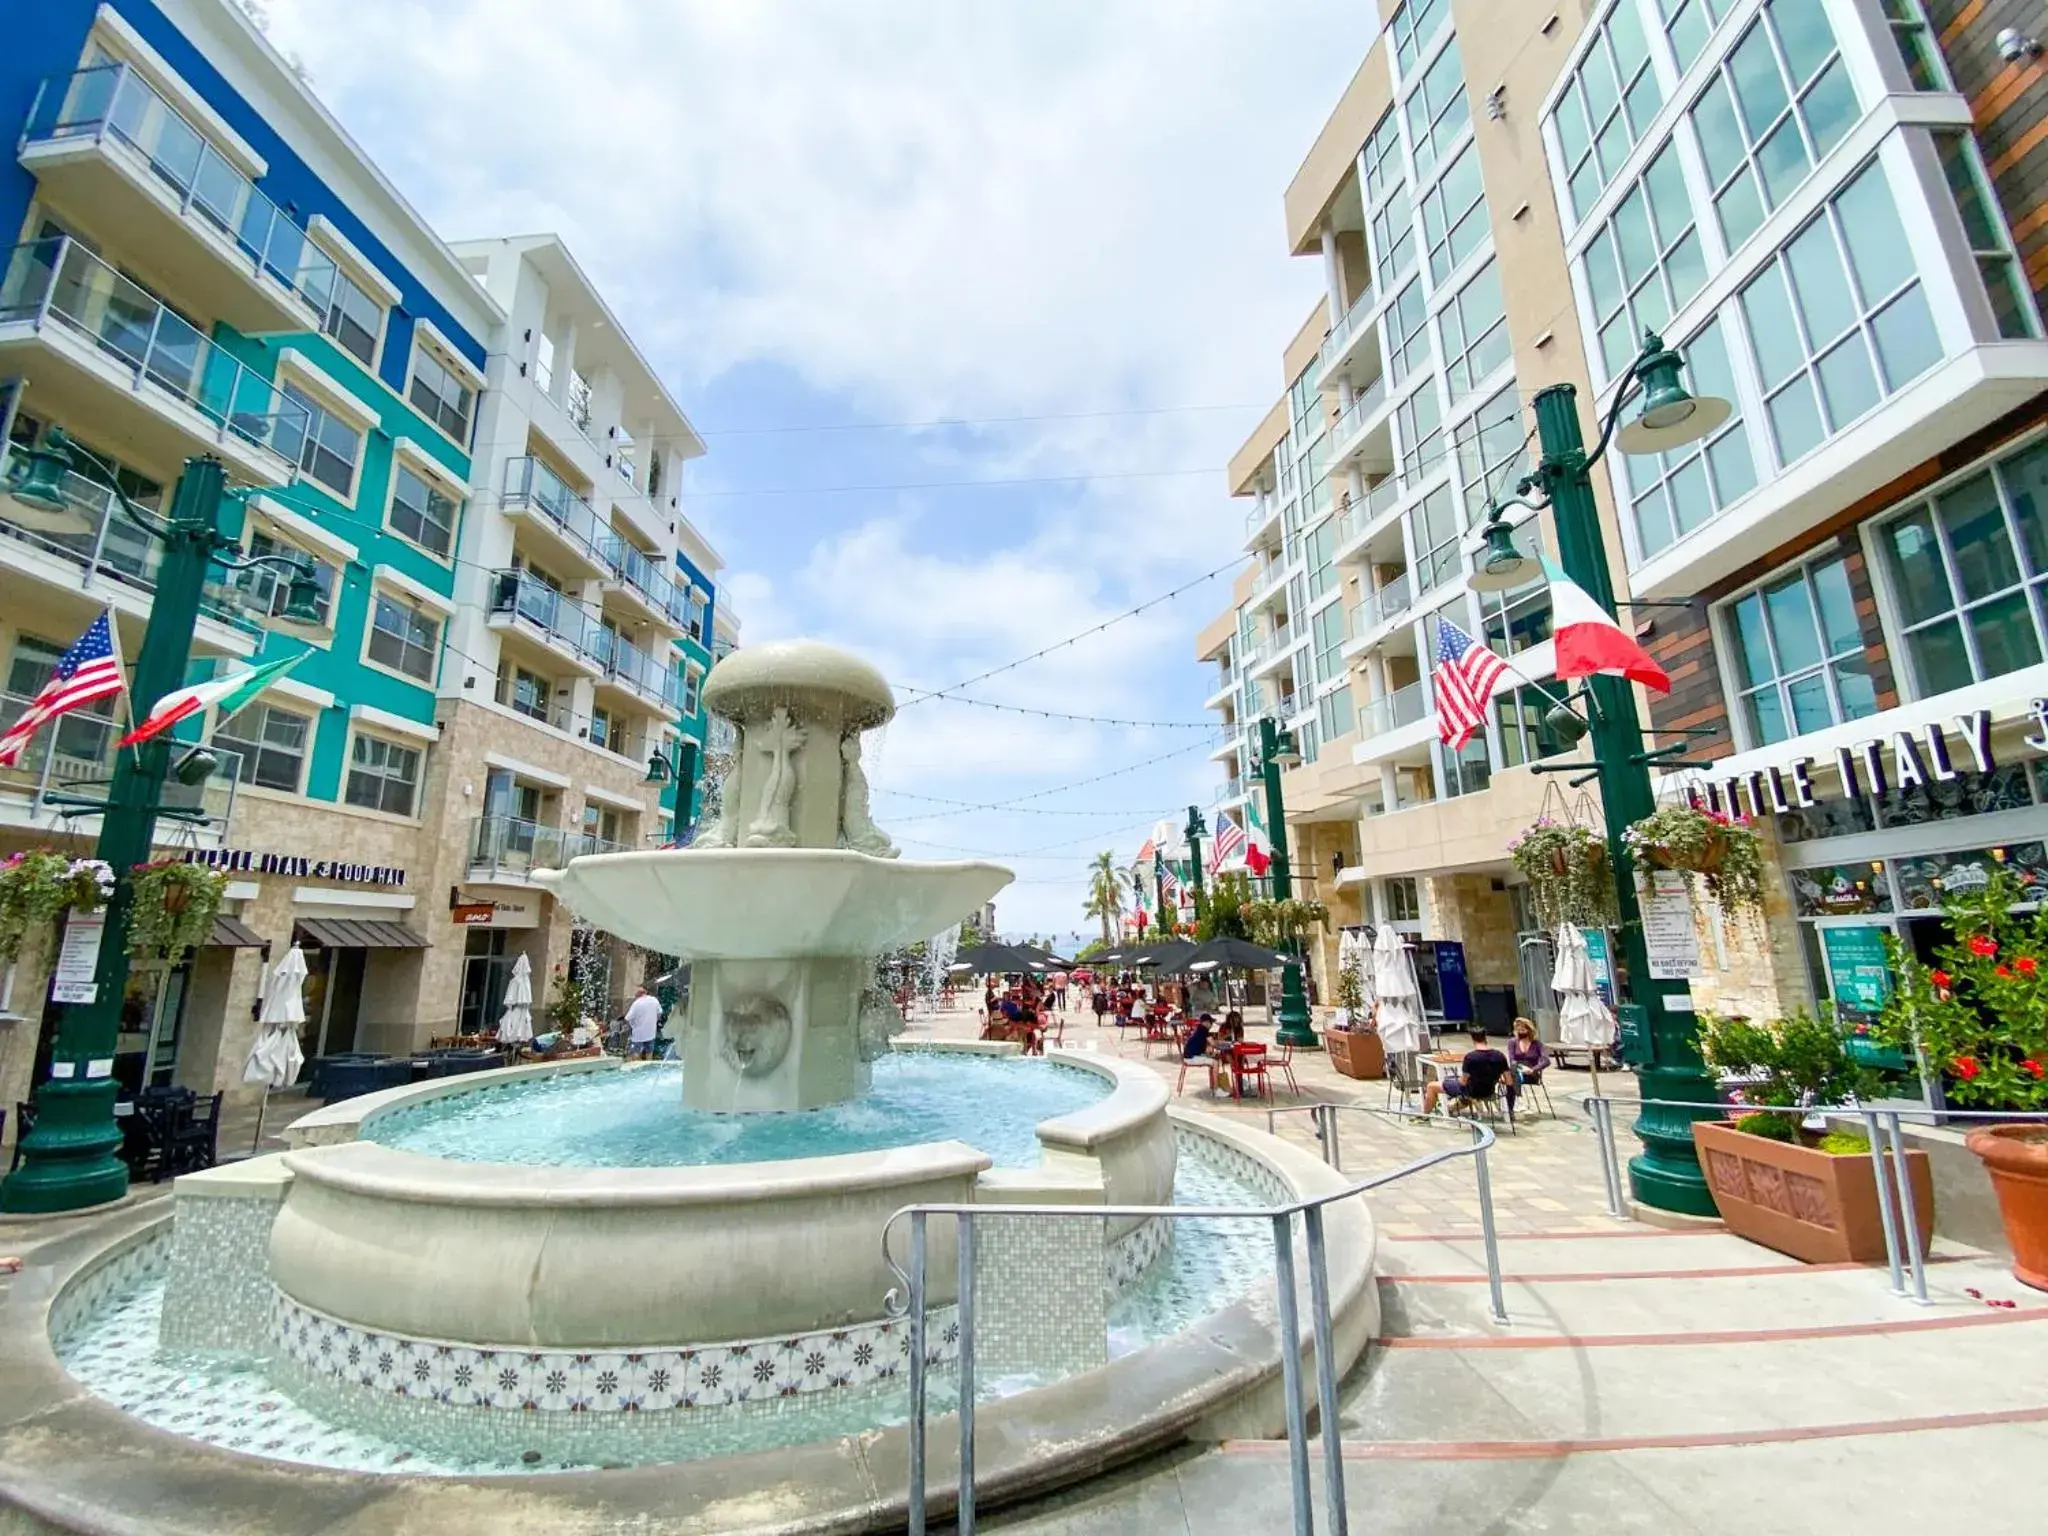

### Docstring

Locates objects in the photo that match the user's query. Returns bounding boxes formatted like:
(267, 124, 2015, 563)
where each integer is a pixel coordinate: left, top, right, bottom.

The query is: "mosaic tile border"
(267, 1288, 958, 1416)
(1105, 1214, 1172, 1298)
(48, 1227, 171, 1352)
(1171, 1123, 1293, 1206)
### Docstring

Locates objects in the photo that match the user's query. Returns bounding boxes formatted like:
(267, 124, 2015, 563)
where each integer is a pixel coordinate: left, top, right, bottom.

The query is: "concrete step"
(1378, 1228, 1790, 1281)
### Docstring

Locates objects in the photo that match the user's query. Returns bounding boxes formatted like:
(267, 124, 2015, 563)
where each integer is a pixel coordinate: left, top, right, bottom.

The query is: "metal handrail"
(879, 1103, 1503, 1535)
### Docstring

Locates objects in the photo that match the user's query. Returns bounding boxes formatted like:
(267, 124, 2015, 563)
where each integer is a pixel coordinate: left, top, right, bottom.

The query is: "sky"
(258, 0, 1378, 945)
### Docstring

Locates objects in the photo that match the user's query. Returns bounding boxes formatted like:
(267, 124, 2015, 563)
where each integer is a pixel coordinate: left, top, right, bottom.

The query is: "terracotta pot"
(1549, 846, 1568, 877)
(1966, 1124, 2048, 1291)
(1326, 1027, 1384, 1080)
(1693, 1120, 1934, 1265)
(159, 880, 191, 914)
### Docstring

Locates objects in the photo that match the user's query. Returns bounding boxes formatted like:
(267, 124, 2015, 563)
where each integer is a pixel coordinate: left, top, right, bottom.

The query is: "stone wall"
(1423, 872, 1521, 991)
(1681, 819, 1813, 1023)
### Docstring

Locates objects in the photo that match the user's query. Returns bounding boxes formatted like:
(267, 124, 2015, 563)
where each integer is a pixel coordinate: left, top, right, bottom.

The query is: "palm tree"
(1083, 851, 1124, 946)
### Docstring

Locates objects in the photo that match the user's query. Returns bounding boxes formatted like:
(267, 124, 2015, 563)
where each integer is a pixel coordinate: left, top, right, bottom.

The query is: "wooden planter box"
(1326, 1028, 1384, 1081)
(1693, 1120, 1934, 1265)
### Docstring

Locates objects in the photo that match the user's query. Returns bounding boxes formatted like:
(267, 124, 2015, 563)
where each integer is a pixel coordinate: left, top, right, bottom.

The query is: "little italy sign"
(1695, 699, 2048, 822)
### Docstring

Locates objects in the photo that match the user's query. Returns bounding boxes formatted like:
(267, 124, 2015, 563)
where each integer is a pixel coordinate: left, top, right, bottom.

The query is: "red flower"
(1930, 969, 1951, 989)
(1955, 1055, 1982, 1081)
(2019, 957, 2039, 977)
(1998, 965, 2013, 980)
(2025, 1061, 2046, 1081)
(1969, 935, 1999, 958)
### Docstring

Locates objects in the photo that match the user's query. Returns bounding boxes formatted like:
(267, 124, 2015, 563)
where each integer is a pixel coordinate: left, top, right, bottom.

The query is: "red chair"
(1270, 1040, 1300, 1096)
(1233, 1043, 1270, 1100)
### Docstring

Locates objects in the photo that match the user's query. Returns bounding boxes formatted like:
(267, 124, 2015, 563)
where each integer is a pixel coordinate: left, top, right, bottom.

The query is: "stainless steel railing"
(879, 1104, 1503, 1535)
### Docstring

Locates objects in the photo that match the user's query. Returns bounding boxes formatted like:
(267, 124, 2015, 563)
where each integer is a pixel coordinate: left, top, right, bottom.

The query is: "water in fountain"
(923, 921, 961, 1001)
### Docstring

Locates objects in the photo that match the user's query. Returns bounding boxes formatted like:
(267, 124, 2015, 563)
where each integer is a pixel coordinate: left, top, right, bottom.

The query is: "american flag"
(1432, 617, 1507, 751)
(0, 611, 125, 768)
(1209, 814, 1247, 872)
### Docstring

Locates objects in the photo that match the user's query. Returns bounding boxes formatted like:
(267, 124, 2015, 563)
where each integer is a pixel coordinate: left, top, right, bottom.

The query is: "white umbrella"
(1372, 926, 1425, 1057)
(1552, 924, 1617, 1094)
(244, 944, 308, 1152)
(1337, 928, 1377, 1022)
(497, 952, 534, 1046)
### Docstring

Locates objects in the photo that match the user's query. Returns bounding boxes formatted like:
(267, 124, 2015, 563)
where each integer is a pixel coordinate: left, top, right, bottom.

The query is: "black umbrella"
(1013, 943, 1074, 969)
(948, 942, 1051, 975)
(1165, 937, 1287, 975)
(1127, 939, 1197, 970)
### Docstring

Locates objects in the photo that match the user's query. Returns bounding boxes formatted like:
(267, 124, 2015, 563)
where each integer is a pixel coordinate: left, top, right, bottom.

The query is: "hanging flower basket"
(1624, 804, 1767, 918)
(1508, 820, 1617, 928)
(0, 851, 115, 962)
(126, 860, 228, 959)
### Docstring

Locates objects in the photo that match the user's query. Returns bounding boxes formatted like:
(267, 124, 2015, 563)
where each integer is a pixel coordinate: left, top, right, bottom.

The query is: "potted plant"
(0, 851, 115, 962)
(1693, 1010, 1932, 1264)
(1325, 956, 1383, 1079)
(1624, 804, 1768, 919)
(125, 861, 227, 958)
(1507, 820, 1616, 927)
(1871, 869, 2048, 1288)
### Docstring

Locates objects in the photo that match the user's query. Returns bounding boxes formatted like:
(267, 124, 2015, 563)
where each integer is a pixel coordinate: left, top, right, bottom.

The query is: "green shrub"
(1732, 1110, 1799, 1142)
(1818, 1127, 1871, 1156)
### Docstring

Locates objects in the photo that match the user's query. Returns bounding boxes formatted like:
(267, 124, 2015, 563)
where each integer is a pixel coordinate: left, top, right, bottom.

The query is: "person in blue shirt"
(1181, 1013, 1214, 1060)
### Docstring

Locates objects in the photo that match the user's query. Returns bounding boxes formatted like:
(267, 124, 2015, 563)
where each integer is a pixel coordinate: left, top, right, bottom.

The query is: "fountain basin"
(530, 848, 1009, 959)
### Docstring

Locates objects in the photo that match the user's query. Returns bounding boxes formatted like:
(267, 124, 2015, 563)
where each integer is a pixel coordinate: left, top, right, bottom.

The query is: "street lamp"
(0, 435, 326, 1215)
(1183, 805, 1207, 907)
(1468, 331, 1732, 1218)
(1253, 716, 1318, 1048)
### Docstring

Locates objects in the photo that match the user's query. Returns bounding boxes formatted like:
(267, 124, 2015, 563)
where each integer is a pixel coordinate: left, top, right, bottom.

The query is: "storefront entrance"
(112, 961, 189, 1096)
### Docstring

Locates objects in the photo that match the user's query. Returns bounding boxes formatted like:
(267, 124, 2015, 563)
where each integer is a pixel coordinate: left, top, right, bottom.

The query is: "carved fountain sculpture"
(535, 641, 1007, 1112)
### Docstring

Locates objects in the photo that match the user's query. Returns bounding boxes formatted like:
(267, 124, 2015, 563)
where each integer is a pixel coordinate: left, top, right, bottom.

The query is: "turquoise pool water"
(367, 1056, 1109, 1169)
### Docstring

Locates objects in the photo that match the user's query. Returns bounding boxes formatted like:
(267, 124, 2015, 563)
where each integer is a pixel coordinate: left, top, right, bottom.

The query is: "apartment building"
(1200, 0, 2048, 1031)
(0, 0, 730, 1123)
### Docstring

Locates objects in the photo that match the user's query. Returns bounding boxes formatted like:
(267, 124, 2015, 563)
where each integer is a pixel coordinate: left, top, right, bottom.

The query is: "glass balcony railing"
(0, 688, 241, 832)
(1217, 721, 1242, 748)
(21, 65, 338, 320)
(469, 815, 616, 877)
(1215, 777, 1246, 803)
(1316, 287, 1376, 377)
(1334, 473, 1406, 550)
(487, 569, 604, 661)
(1331, 373, 1390, 452)
(1359, 680, 1429, 738)
(0, 238, 310, 460)
(595, 629, 684, 710)
(1349, 571, 1414, 637)
(596, 534, 686, 626)
(502, 457, 606, 564)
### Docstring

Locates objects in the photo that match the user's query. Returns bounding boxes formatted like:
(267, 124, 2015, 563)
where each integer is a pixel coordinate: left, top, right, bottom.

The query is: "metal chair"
(1519, 1066, 1558, 1119)
(1385, 1051, 1422, 1112)
(1270, 1040, 1301, 1096)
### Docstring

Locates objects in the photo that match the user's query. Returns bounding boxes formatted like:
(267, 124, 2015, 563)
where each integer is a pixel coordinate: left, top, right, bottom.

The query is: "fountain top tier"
(700, 639, 895, 733)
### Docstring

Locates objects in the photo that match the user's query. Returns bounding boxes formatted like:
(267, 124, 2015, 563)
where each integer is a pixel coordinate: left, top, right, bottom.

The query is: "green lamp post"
(1184, 804, 1207, 907)
(1467, 332, 1733, 1217)
(1253, 716, 1317, 1048)
(0, 433, 324, 1215)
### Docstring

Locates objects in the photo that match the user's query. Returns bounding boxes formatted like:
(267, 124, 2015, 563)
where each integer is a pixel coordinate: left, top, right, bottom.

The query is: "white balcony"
(1327, 372, 1396, 477)
(1339, 571, 1418, 659)
(1246, 550, 1294, 614)
(1242, 491, 1283, 553)
(1209, 720, 1244, 762)
(1202, 663, 1238, 710)
(1312, 286, 1381, 392)
(500, 457, 610, 582)
(1350, 680, 1435, 765)
(594, 629, 685, 715)
(597, 534, 689, 637)
(1245, 627, 1301, 682)
(1331, 472, 1412, 568)
(486, 569, 605, 678)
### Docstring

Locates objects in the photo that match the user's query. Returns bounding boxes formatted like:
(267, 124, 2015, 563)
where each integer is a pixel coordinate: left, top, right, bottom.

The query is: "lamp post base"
(1273, 957, 1319, 1049)
(0, 1078, 130, 1214)
(1624, 1060, 1721, 1218)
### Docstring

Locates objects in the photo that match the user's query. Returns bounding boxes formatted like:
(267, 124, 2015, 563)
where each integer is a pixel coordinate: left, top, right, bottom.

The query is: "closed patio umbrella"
(1553, 924, 1617, 1094)
(1372, 927, 1425, 1057)
(243, 944, 308, 1152)
(497, 952, 534, 1046)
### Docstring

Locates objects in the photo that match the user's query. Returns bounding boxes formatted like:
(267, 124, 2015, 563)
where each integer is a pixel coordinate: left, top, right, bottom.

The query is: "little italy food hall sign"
(1693, 700, 2048, 820)
(182, 846, 407, 888)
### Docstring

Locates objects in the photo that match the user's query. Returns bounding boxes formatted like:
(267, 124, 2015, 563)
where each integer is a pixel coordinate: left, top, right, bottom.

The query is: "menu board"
(1820, 925, 1893, 1018)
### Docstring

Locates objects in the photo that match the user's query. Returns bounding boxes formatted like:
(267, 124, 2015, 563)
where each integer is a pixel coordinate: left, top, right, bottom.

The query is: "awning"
(207, 914, 268, 949)
(293, 917, 430, 949)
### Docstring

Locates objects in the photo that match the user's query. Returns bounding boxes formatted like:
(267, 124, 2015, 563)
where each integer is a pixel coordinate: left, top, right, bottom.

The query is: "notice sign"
(1642, 871, 1703, 980)
(1821, 925, 1893, 1017)
(51, 910, 106, 1004)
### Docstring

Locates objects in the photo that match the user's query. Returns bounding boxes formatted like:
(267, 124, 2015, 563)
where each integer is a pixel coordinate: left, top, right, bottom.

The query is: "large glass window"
(1389, 0, 1449, 75)
(238, 529, 336, 625)
(316, 266, 382, 368)
(1737, 162, 1942, 468)
(1313, 601, 1348, 678)
(1879, 440, 2048, 694)
(275, 384, 360, 498)
(1410, 484, 1461, 594)
(1497, 684, 1572, 767)
(1306, 518, 1336, 600)
(1441, 259, 1508, 403)
(1879, 0, 1948, 91)
(1453, 387, 1527, 525)
(408, 345, 474, 444)
(1396, 382, 1443, 475)
(1318, 684, 1356, 744)
(1935, 132, 2035, 341)
(1372, 180, 1416, 290)
(1727, 553, 1879, 745)
(1627, 314, 1757, 556)
(1552, 0, 1664, 224)
(212, 702, 310, 793)
(1382, 876, 1422, 923)
(1439, 733, 1493, 797)
(345, 732, 422, 817)
(1386, 278, 1432, 384)
(1689, 0, 1859, 253)
(367, 591, 441, 683)
(388, 463, 458, 557)
(1582, 142, 1707, 384)
(1420, 142, 1486, 284)
(1658, 0, 1734, 74)
(1405, 35, 1470, 179)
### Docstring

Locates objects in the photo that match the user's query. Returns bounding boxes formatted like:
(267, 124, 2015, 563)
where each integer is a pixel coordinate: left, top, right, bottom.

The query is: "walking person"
(624, 985, 663, 1061)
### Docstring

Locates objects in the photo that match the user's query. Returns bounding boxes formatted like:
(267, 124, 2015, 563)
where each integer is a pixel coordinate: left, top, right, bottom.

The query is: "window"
(1625, 315, 1757, 555)
(1726, 553, 1878, 745)
(1312, 601, 1348, 679)
(212, 701, 310, 793)
(1410, 483, 1461, 594)
(1552, 0, 1664, 224)
(1878, 440, 2048, 695)
(345, 732, 421, 816)
(1658, 0, 1733, 74)
(1737, 162, 1941, 467)
(590, 703, 617, 752)
(1389, 0, 1448, 74)
(1405, 35, 1470, 179)
(367, 590, 440, 683)
(1688, 0, 1859, 253)
(1420, 143, 1486, 285)
(1386, 279, 1432, 384)
(1396, 383, 1443, 476)
(1306, 518, 1336, 601)
(1480, 535, 1553, 658)
(498, 664, 553, 723)
(408, 345, 474, 445)
(1441, 259, 1508, 402)
(275, 384, 360, 498)
(682, 666, 702, 716)
(1439, 732, 1493, 798)
(238, 529, 336, 625)
(388, 463, 458, 557)
(566, 369, 594, 433)
(1497, 685, 1571, 767)
(1363, 108, 1403, 205)
(1935, 132, 2035, 341)
(5, 635, 116, 769)
(1371, 179, 1417, 290)
(1318, 684, 1355, 744)
(1382, 876, 1422, 923)
(534, 331, 556, 395)
(1879, 0, 1947, 91)
(1454, 387, 1526, 525)
(316, 265, 382, 367)
(1581, 142, 1708, 384)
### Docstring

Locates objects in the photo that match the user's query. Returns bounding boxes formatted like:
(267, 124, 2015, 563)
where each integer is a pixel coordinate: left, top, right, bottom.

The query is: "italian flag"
(1548, 564, 1671, 695)
(117, 652, 307, 749)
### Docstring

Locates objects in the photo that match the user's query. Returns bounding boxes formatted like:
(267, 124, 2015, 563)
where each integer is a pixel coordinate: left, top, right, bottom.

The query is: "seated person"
(1181, 1014, 1214, 1060)
(1509, 1017, 1549, 1082)
(1217, 1010, 1246, 1048)
(1422, 1029, 1512, 1115)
